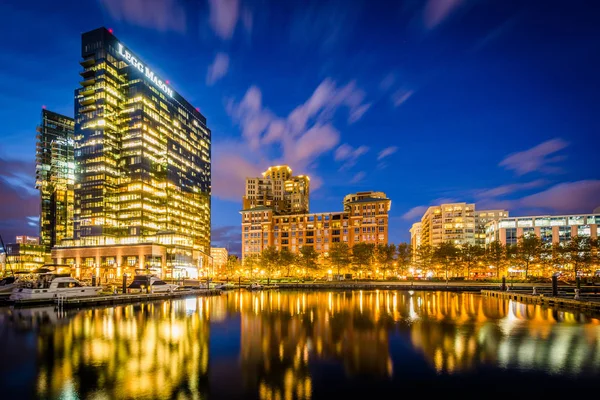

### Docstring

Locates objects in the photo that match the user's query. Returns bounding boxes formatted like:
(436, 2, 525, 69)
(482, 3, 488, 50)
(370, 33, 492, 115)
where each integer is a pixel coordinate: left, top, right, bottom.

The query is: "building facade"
(243, 165, 310, 215)
(485, 213, 599, 246)
(36, 109, 75, 250)
(5, 236, 49, 272)
(53, 27, 211, 278)
(210, 247, 228, 274)
(241, 191, 391, 261)
(415, 202, 508, 247)
(410, 222, 421, 250)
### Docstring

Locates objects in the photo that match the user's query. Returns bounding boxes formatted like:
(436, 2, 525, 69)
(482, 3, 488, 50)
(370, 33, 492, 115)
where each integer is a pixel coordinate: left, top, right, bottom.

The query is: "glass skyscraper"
(36, 109, 75, 250)
(73, 27, 211, 253)
(53, 28, 211, 278)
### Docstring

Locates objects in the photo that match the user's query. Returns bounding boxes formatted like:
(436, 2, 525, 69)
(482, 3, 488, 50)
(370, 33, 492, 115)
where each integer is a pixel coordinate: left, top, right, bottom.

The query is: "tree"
(226, 255, 240, 277)
(328, 242, 351, 276)
(458, 243, 484, 279)
(514, 235, 543, 278)
(279, 248, 296, 277)
(243, 254, 260, 278)
(298, 246, 319, 274)
(260, 246, 279, 281)
(395, 243, 412, 276)
(485, 241, 506, 278)
(433, 241, 458, 282)
(415, 244, 433, 276)
(558, 236, 593, 280)
(352, 243, 375, 277)
(375, 243, 396, 279)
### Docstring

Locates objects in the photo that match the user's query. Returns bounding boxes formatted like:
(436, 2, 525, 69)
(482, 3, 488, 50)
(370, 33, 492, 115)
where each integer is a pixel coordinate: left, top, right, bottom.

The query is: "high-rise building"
(243, 165, 310, 215)
(485, 213, 599, 246)
(53, 27, 211, 279)
(410, 222, 422, 249)
(414, 202, 508, 247)
(241, 191, 391, 261)
(36, 109, 75, 250)
(210, 247, 228, 274)
(5, 236, 49, 271)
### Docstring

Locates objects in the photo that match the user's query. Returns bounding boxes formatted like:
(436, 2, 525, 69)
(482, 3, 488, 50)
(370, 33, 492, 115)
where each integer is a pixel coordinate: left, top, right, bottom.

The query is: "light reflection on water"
(0, 291, 599, 399)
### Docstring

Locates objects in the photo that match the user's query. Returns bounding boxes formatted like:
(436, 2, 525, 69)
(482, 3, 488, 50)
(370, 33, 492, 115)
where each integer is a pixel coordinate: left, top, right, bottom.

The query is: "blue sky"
(0, 0, 599, 255)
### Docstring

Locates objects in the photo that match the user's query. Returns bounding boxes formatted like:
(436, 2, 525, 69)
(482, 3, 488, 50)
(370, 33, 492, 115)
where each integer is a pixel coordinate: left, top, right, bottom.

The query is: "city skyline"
(1, 1, 600, 256)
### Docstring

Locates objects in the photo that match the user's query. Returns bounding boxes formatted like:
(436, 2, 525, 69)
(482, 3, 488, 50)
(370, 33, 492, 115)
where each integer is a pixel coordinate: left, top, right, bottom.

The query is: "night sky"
(1, 0, 599, 255)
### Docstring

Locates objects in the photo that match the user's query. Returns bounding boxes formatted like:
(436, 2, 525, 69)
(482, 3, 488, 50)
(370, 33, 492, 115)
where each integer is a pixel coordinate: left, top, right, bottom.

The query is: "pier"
(10, 288, 222, 308)
(481, 290, 600, 312)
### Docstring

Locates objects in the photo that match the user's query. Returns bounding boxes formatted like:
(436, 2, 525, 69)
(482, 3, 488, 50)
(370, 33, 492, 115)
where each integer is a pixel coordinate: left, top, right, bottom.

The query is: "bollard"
(501, 276, 506, 291)
(576, 277, 581, 290)
(532, 287, 537, 295)
(239, 276, 241, 289)
(574, 288, 580, 300)
(92, 275, 97, 287)
(122, 274, 127, 294)
(552, 275, 558, 297)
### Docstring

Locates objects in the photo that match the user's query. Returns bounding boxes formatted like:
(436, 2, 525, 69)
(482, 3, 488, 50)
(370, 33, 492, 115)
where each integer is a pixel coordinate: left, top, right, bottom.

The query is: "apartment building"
(241, 191, 391, 260)
(414, 202, 508, 247)
(243, 165, 310, 215)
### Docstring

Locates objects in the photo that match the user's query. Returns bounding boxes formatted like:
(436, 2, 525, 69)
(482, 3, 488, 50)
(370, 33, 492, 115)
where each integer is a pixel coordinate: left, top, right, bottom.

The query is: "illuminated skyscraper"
(54, 27, 211, 278)
(36, 109, 75, 250)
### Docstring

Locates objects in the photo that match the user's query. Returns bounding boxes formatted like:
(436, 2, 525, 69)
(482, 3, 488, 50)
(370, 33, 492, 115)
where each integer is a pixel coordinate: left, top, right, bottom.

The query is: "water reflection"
(0, 291, 599, 399)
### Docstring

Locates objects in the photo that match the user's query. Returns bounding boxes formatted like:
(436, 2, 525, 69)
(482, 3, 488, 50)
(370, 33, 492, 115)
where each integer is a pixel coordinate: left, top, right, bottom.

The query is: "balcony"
(80, 69, 95, 79)
(80, 58, 95, 68)
(80, 78, 95, 87)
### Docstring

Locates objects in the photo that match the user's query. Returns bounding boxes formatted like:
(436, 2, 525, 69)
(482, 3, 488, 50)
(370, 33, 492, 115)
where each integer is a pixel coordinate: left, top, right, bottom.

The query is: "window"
(577, 225, 591, 237)
(558, 226, 571, 242)
(505, 228, 517, 245)
(540, 226, 553, 243)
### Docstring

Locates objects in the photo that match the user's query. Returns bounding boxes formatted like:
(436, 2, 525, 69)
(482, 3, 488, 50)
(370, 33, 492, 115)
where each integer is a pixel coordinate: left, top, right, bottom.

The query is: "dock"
(481, 290, 600, 312)
(10, 288, 222, 308)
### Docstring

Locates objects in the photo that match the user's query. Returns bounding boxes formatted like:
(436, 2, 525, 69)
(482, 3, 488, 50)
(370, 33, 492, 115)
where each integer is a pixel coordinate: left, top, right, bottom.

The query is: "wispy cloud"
(402, 206, 428, 222)
(392, 89, 415, 107)
(499, 138, 569, 176)
(208, 0, 252, 40)
(206, 52, 230, 85)
(215, 78, 371, 201)
(211, 225, 241, 255)
(0, 156, 39, 240)
(350, 171, 366, 184)
(474, 179, 548, 199)
(98, 0, 186, 33)
(377, 146, 398, 161)
(335, 144, 369, 169)
(422, 0, 464, 30)
(478, 180, 600, 215)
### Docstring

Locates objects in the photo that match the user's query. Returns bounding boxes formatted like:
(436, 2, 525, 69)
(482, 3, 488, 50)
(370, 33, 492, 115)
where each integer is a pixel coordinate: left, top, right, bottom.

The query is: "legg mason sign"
(117, 43, 174, 98)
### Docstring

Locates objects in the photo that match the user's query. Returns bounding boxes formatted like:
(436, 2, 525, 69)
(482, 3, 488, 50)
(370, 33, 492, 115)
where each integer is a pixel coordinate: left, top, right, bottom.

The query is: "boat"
(214, 282, 236, 290)
(0, 272, 29, 295)
(128, 275, 179, 293)
(248, 282, 263, 291)
(9, 276, 102, 302)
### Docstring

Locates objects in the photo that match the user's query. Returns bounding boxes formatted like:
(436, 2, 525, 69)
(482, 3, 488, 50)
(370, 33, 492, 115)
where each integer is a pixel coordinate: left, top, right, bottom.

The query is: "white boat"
(10, 276, 102, 301)
(248, 282, 263, 291)
(214, 283, 236, 290)
(128, 275, 179, 293)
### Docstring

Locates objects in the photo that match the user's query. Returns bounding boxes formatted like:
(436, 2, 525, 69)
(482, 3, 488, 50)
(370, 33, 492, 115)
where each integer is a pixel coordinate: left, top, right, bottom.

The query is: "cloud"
(402, 206, 428, 221)
(380, 73, 396, 91)
(517, 180, 600, 214)
(474, 179, 548, 199)
(377, 146, 398, 161)
(335, 144, 369, 169)
(0, 156, 39, 241)
(350, 171, 366, 184)
(206, 52, 230, 85)
(423, 0, 464, 30)
(392, 89, 415, 107)
(98, 0, 186, 33)
(208, 0, 251, 40)
(217, 78, 371, 200)
(211, 225, 241, 255)
(499, 138, 569, 176)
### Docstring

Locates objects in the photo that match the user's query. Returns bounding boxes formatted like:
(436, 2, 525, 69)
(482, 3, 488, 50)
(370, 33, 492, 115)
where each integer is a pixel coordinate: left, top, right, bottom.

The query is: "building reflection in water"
(0, 291, 599, 399)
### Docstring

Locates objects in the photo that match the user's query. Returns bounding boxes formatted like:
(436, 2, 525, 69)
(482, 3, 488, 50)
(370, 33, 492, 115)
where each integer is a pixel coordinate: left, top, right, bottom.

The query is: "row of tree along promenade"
(233, 235, 600, 283)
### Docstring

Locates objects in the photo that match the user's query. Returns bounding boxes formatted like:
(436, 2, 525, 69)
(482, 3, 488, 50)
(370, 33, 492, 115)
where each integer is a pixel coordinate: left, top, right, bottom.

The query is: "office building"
(241, 191, 391, 260)
(415, 202, 508, 247)
(243, 165, 310, 215)
(210, 247, 228, 274)
(52, 27, 211, 279)
(5, 236, 49, 271)
(485, 213, 599, 246)
(36, 109, 75, 250)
